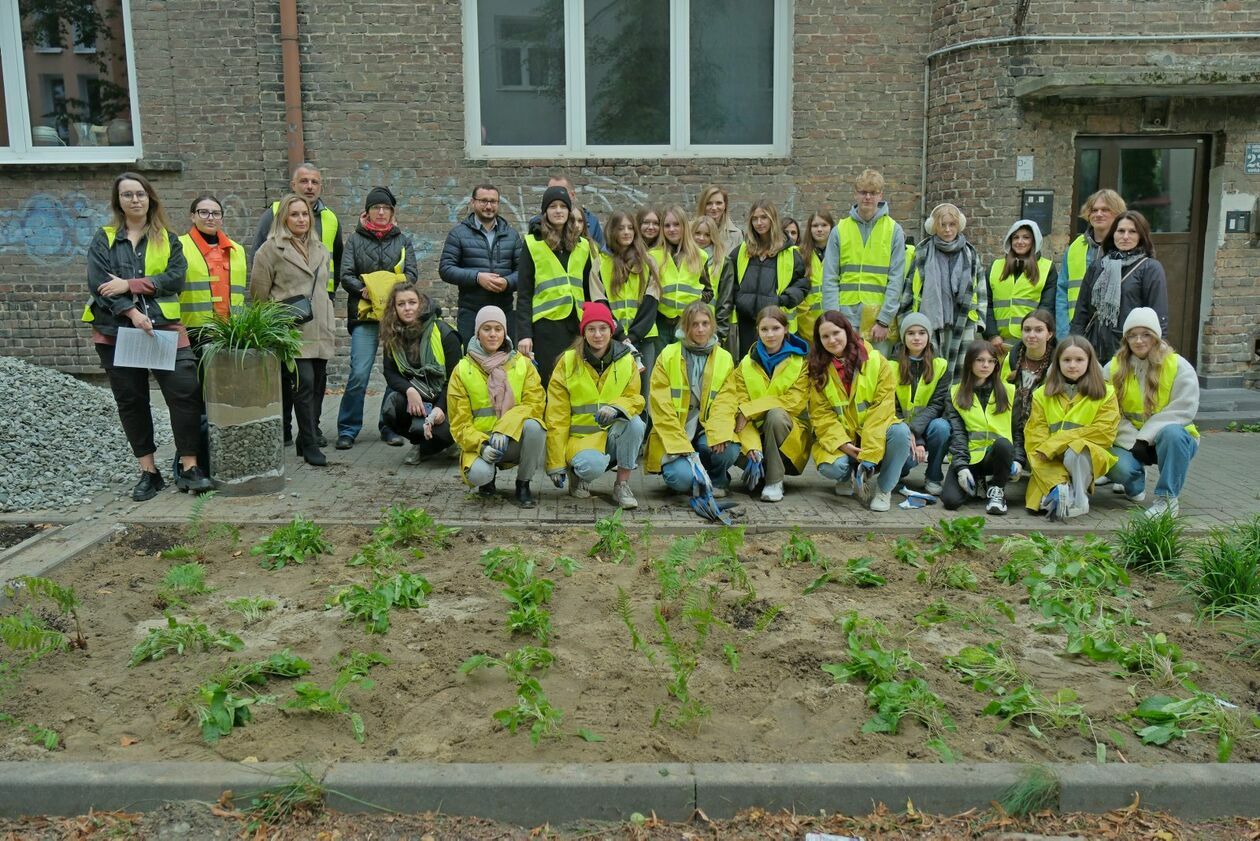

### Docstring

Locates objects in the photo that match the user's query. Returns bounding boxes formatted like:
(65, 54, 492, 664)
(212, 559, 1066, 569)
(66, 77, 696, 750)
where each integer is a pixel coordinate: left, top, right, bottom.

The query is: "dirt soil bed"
(1, 520, 1256, 764)
(0, 523, 44, 552)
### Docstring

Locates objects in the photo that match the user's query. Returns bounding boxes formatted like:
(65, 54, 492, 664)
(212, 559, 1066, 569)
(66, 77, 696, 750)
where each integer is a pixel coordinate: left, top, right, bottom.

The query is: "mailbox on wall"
(1020, 190, 1053, 235)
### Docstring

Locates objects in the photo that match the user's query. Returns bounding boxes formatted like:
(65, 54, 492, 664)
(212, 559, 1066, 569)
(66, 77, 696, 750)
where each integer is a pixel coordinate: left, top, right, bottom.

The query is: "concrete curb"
(1, 762, 1258, 821)
(0, 519, 119, 606)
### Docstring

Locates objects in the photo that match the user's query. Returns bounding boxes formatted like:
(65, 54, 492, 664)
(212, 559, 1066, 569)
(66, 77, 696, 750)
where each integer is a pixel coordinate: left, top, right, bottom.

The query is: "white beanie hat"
(474, 305, 508, 334)
(1121, 307, 1162, 339)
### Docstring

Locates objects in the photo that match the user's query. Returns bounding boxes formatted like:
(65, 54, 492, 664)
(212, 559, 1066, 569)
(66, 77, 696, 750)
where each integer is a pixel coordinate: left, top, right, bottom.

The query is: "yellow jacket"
(645, 342, 736, 473)
(447, 353, 547, 481)
(809, 349, 897, 466)
(544, 346, 644, 471)
(710, 352, 810, 471)
(1023, 383, 1120, 510)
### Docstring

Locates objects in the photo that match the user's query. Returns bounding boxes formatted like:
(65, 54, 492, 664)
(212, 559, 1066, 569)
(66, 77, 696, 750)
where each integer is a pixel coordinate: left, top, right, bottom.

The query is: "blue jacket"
(438, 214, 524, 312)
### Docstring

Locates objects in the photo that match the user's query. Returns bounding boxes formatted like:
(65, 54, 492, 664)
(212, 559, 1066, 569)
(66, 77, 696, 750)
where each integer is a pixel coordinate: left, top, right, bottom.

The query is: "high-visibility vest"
(733, 243, 798, 330)
(822, 346, 884, 429)
(658, 340, 733, 425)
(272, 201, 337, 292)
(950, 381, 1016, 461)
(739, 351, 805, 422)
(837, 216, 894, 330)
(525, 235, 589, 323)
(454, 354, 532, 433)
(177, 232, 246, 327)
(1036, 382, 1115, 435)
(796, 249, 824, 340)
(82, 227, 180, 323)
(390, 322, 446, 375)
(989, 257, 1052, 341)
(1116, 353, 1199, 439)
(904, 243, 916, 279)
(1064, 235, 1090, 325)
(565, 351, 637, 437)
(658, 250, 708, 319)
(890, 356, 948, 427)
(599, 253, 658, 338)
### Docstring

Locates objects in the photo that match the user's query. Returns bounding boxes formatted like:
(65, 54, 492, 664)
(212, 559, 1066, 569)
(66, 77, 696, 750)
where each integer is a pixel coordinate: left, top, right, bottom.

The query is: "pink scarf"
(468, 348, 515, 416)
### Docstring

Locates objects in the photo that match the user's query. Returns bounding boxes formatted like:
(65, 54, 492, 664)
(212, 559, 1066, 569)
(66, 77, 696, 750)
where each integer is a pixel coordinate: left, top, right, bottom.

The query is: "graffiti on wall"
(0, 193, 104, 267)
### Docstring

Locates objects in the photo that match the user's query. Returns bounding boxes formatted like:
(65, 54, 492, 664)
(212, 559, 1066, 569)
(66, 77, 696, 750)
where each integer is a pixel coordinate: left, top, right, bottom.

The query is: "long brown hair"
(1112, 332, 1174, 416)
(744, 198, 787, 260)
(1104, 210, 1156, 256)
(605, 211, 658, 298)
(380, 283, 428, 359)
(110, 171, 171, 242)
(635, 205, 662, 250)
(807, 311, 863, 389)
(998, 222, 1041, 286)
(1043, 335, 1107, 400)
(894, 326, 938, 387)
(538, 199, 580, 252)
(805, 210, 834, 265)
(696, 186, 731, 231)
(954, 339, 1009, 413)
(662, 205, 704, 274)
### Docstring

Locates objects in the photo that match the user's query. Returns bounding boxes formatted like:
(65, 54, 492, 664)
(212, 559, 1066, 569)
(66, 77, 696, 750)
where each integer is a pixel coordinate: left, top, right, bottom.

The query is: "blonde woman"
(697, 185, 743, 250)
(657, 205, 712, 340)
(797, 210, 834, 342)
(1058, 188, 1125, 338)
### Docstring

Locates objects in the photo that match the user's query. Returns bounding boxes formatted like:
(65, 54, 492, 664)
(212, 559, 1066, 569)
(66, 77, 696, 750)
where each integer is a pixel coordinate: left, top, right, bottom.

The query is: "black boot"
(478, 476, 497, 497)
(301, 445, 327, 467)
(132, 470, 166, 501)
(175, 464, 214, 493)
(514, 480, 535, 509)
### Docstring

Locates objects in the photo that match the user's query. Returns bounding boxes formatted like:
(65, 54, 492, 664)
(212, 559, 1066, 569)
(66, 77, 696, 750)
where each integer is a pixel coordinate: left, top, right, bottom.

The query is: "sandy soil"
(1, 520, 1256, 765)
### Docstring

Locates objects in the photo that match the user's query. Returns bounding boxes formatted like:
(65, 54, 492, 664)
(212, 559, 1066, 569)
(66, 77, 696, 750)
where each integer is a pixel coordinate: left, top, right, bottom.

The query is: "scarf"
(287, 230, 310, 264)
(1094, 248, 1147, 332)
(754, 333, 808, 376)
(391, 315, 446, 400)
(466, 337, 516, 417)
(829, 338, 870, 392)
(918, 235, 975, 332)
(360, 213, 394, 240)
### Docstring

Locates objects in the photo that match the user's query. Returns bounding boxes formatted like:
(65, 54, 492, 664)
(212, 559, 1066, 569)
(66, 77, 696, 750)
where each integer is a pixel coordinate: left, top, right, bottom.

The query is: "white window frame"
(0, 0, 143, 164)
(463, 0, 791, 159)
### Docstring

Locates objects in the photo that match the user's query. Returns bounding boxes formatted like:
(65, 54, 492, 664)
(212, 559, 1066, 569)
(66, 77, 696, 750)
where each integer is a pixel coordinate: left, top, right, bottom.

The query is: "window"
(464, 0, 790, 158)
(0, 0, 141, 162)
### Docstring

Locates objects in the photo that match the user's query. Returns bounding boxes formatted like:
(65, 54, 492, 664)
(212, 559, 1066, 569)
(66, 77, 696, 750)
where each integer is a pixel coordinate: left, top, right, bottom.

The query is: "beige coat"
(249, 235, 336, 360)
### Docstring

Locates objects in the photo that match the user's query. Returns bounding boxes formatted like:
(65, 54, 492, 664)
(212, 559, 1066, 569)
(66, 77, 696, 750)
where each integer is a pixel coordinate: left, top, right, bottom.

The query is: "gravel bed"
(0, 356, 172, 511)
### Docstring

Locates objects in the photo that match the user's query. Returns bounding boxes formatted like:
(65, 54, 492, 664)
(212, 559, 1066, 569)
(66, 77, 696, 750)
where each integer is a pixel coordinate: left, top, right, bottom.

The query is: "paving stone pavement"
(7, 393, 1259, 533)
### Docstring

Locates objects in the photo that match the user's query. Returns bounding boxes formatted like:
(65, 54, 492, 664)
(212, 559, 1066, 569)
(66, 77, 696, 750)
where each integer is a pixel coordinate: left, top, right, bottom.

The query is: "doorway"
(1072, 135, 1210, 362)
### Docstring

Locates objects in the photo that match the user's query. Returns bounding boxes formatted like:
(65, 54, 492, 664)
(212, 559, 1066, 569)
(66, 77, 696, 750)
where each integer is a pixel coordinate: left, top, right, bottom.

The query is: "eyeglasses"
(120, 191, 147, 201)
(474, 197, 499, 204)
(195, 209, 224, 219)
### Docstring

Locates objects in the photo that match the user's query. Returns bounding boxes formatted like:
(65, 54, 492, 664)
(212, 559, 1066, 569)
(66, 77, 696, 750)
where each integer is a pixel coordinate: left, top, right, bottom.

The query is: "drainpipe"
(280, 0, 305, 170)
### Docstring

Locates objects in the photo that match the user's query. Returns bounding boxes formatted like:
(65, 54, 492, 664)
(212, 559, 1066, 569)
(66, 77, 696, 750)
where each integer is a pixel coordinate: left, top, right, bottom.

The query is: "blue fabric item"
(753, 332, 809, 376)
(1107, 424, 1197, 499)
(743, 455, 765, 490)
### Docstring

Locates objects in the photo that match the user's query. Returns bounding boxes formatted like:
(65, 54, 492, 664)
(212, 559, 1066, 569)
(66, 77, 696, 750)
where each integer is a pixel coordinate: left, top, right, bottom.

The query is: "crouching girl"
(943, 339, 1018, 513)
(890, 312, 951, 495)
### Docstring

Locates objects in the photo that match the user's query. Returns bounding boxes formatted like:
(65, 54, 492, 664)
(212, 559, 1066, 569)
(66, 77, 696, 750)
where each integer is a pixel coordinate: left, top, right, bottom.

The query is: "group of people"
(84, 165, 1197, 519)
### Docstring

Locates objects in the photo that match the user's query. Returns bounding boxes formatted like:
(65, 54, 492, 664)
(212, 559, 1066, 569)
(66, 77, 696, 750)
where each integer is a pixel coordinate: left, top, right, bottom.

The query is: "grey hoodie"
(821, 201, 907, 328)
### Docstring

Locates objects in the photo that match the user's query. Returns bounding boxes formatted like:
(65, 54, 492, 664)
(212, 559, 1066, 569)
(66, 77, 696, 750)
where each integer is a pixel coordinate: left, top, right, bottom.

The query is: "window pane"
(1074, 147, 1101, 235)
(478, 0, 566, 146)
(20, 0, 133, 147)
(689, 0, 773, 145)
(1119, 147, 1195, 233)
(583, 0, 668, 146)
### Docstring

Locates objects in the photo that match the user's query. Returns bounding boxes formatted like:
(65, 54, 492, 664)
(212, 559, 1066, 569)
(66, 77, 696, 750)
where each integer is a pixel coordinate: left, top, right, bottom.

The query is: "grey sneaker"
(403, 444, 422, 466)
(924, 479, 944, 496)
(1145, 496, 1179, 518)
(612, 480, 638, 509)
(870, 491, 892, 512)
(567, 468, 590, 499)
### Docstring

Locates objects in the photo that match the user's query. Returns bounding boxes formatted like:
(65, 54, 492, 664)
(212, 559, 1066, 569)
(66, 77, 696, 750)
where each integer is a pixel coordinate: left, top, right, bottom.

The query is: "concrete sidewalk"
(6, 393, 1258, 531)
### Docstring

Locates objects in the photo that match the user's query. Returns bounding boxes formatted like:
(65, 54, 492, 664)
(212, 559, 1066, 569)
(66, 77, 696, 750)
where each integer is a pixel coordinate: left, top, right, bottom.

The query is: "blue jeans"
(900, 417, 950, 483)
(1107, 425, 1198, 499)
(819, 422, 912, 494)
(571, 416, 647, 481)
(336, 322, 388, 440)
(661, 433, 741, 492)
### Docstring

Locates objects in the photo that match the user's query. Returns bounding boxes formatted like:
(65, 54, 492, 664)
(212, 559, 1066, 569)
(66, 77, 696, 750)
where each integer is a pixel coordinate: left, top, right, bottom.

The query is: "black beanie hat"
(540, 185, 572, 215)
(365, 186, 397, 211)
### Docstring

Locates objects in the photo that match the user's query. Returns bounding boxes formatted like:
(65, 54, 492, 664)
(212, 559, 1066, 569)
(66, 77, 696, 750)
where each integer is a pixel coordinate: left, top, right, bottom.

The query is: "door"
(1072, 136, 1210, 362)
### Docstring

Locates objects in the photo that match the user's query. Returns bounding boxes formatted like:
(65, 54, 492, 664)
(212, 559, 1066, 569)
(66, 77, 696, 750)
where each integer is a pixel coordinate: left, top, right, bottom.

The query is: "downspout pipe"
(918, 31, 1260, 222)
(280, 0, 305, 171)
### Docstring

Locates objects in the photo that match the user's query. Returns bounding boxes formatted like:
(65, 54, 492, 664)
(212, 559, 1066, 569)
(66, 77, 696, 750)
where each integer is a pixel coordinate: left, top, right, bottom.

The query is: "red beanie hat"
(579, 301, 615, 334)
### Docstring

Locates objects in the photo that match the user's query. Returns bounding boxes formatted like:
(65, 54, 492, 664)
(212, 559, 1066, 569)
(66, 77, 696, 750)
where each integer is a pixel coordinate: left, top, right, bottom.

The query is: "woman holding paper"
(250, 194, 335, 466)
(334, 186, 418, 451)
(85, 172, 211, 500)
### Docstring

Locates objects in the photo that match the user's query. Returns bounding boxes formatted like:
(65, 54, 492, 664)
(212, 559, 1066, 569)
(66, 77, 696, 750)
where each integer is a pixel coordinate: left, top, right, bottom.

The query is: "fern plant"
(3, 576, 86, 649)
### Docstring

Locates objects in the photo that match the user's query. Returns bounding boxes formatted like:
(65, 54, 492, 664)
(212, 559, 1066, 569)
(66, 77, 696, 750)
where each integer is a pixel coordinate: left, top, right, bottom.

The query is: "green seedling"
(480, 547, 555, 642)
(997, 765, 1060, 817)
(1128, 691, 1260, 762)
(945, 643, 1026, 695)
(283, 652, 387, 743)
(184, 650, 310, 743)
(129, 614, 242, 666)
(460, 646, 563, 745)
(371, 505, 459, 548)
(158, 545, 197, 560)
(0, 612, 68, 657)
(997, 532, 1135, 635)
(1185, 523, 1260, 617)
(156, 562, 211, 607)
(0, 713, 59, 751)
(780, 527, 821, 567)
(1067, 622, 1198, 687)
(1113, 508, 1188, 572)
(329, 571, 431, 635)
(590, 508, 633, 564)
(251, 516, 331, 570)
(893, 537, 922, 567)
(226, 596, 278, 625)
(914, 597, 1015, 632)
(1226, 421, 1260, 433)
(242, 765, 326, 832)
(862, 677, 955, 736)
(347, 541, 416, 570)
(916, 560, 979, 591)
(803, 556, 886, 593)
(3, 576, 86, 649)
(547, 555, 580, 577)
(183, 490, 241, 547)
(920, 515, 986, 555)
(983, 684, 1085, 738)
(821, 612, 921, 686)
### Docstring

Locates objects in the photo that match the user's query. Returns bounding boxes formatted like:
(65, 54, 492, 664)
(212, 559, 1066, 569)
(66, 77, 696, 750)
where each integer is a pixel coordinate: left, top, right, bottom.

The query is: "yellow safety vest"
(796, 249, 824, 341)
(272, 201, 337, 292)
(1116, 353, 1199, 439)
(822, 347, 884, 429)
(890, 356, 948, 427)
(739, 352, 805, 423)
(390, 322, 446, 375)
(658, 250, 708, 319)
(905, 243, 916, 279)
(599, 254, 658, 338)
(837, 215, 894, 333)
(989, 257, 1052, 341)
(525, 235, 589, 323)
(950, 381, 1015, 461)
(1036, 382, 1115, 434)
(82, 227, 180, 323)
(565, 351, 638, 437)
(1064, 235, 1090, 325)
(733, 243, 798, 330)
(454, 354, 531, 433)
(658, 340, 733, 425)
(177, 233, 246, 327)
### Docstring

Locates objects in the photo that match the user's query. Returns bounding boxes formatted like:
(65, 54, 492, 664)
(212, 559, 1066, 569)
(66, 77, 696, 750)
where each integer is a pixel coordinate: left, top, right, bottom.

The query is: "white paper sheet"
(113, 326, 178, 370)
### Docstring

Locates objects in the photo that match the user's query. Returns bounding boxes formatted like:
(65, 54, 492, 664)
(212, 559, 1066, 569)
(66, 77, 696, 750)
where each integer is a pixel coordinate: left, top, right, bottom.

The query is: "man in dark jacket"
(438, 184, 524, 342)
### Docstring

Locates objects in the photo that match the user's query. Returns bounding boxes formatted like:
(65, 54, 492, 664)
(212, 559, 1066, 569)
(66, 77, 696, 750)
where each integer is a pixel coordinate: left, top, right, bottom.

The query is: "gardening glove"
(549, 470, 567, 489)
(596, 405, 621, 426)
(488, 433, 510, 453)
(957, 467, 976, 496)
(1009, 461, 1021, 480)
(481, 443, 505, 464)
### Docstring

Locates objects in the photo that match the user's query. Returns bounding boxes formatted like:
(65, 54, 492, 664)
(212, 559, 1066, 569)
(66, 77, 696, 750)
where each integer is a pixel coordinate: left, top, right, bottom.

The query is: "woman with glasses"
(178, 195, 246, 351)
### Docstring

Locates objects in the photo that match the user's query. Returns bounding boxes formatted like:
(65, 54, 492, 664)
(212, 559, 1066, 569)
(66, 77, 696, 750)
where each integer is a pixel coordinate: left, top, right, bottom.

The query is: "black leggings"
(282, 360, 327, 440)
(293, 358, 328, 450)
(531, 316, 579, 388)
(381, 390, 455, 456)
(97, 343, 203, 459)
(942, 437, 1015, 511)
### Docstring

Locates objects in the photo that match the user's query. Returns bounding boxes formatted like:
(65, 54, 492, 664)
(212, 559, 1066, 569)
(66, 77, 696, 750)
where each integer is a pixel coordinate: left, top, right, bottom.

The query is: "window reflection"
(478, 0, 566, 146)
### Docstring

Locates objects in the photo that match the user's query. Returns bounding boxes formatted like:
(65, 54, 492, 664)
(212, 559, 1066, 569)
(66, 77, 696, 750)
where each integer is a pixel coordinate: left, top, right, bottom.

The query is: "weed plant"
(480, 546, 556, 642)
(803, 556, 886, 593)
(1113, 508, 1187, 572)
(780, 528, 821, 567)
(1128, 691, 1260, 762)
(590, 509, 633, 564)
(997, 766, 1059, 817)
(330, 571, 431, 634)
(459, 646, 563, 745)
(157, 562, 211, 607)
(914, 598, 1015, 632)
(252, 516, 331, 570)
(1184, 522, 1260, 617)
(184, 651, 310, 743)
(0, 612, 68, 657)
(283, 652, 387, 743)
(242, 765, 326, 832)
(3, 576, 85, 649)
(226, 596, 278, 624)
(371, 505, 459, 549)
(129, 614, 242, 666)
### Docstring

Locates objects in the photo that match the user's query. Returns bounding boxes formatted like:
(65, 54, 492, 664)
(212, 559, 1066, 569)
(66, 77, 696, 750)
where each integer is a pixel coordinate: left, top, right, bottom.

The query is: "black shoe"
(478, 477, 497, 498)
(381, 428, 405, 447)
(175, 464, 214, 494)
(132, 470, 165, 501)
(515, 481, 535, 509)
(336, 435, 354, 450)
(283, 430, 293, 445)
(301, 445, 328, 467)
(316, 432, 328, 448)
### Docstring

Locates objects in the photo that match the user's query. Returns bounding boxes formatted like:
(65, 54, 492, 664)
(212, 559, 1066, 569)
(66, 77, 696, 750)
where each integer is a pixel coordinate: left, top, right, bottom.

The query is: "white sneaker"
(834, 481, 854, 497)
(403, 444, 423, 466)
(870, 491, 892, 512)
(924, 480, 943, 496)
(1094, 475, 1111, 487)
(711, 486, 728, 499)
(1065, 495, 1090, 519)
(612, 480, 638, 509)
(985, 485, 1008, 515)
(567, 468, 590, 499)
(760, 481, 784, 502)
(1145, 496, 1179, 518)
(1112, 482, 1146, 502)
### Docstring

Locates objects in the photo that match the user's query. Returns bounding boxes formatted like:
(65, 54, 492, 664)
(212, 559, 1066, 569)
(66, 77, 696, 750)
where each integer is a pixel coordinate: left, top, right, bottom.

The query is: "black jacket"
(381, 314, 463, 413)
(1069, 257, 1169, 362)
(514, 223, 601, 341)
(340, 223, 418, 332)
(714, 246, 808, 339)
(85, 228, 188, 334)
(896, 357, 952, 439)
(438, 214, 524, 314)
(944, 384, 1003, 465)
